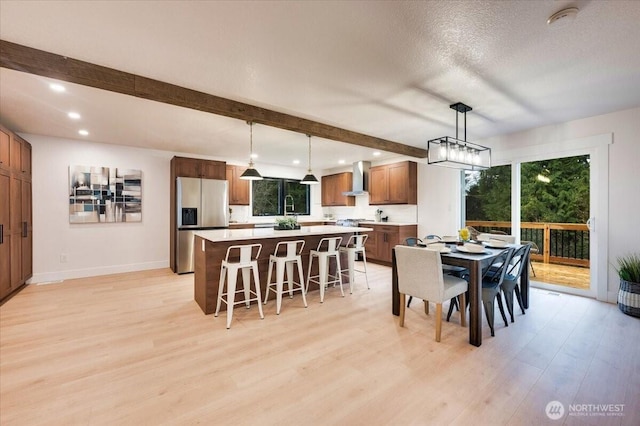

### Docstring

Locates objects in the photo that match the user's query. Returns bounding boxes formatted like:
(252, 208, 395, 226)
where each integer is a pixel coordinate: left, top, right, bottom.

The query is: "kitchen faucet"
(284, 194, 294, 216)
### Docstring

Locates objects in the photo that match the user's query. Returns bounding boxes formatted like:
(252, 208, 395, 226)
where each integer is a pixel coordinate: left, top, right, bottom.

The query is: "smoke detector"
(547, 7, 579, 25)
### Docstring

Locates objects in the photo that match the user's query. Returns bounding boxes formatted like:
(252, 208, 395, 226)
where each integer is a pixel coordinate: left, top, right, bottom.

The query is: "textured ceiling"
(1, 0, 639, 170)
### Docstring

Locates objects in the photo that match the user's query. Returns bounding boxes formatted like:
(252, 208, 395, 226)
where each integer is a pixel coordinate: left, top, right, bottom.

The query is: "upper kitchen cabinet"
(0, 127, 10, 171)
(369, 161, 417, 205)
(172, 156, 226, 180)
(321, 172, 355, 206)
(226, 165, 250, 205)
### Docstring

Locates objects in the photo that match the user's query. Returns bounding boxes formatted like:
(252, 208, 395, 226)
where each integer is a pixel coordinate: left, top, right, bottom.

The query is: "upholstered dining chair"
(395, 245, 468, 342)
(481, 247, 515, 336)
(501, 244, 532, 322)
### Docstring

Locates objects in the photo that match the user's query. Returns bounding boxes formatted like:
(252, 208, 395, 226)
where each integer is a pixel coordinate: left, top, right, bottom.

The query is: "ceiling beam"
(1, 40, 428, 158)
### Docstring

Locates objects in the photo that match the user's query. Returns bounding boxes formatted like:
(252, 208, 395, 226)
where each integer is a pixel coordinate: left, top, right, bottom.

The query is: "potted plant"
(616, 253, 640, 317)
(274, 217, 300, 230)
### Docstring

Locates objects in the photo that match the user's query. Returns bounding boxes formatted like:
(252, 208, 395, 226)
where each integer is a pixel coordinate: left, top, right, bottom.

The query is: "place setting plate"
(455, 245, 491, 254)
(482, 241, 510, 249)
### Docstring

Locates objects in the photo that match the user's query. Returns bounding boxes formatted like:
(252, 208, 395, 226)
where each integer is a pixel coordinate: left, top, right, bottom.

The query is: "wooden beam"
(1, 40, 428, 158)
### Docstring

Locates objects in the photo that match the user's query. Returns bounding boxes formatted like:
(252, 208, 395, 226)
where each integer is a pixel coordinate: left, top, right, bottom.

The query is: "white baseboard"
(29, 260, 169, 284)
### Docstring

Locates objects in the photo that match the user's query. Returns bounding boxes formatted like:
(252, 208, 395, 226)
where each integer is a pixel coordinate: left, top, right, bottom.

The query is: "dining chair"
(501, 244, 532, 322)
(395, 245, 468, 342)
(481, 247, 515, 336)
(521, 240, 539, 277)
(405, 236, 469, 310)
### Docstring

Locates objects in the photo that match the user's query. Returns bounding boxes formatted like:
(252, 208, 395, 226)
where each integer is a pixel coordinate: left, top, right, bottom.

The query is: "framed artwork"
(69, 165, 142, 223)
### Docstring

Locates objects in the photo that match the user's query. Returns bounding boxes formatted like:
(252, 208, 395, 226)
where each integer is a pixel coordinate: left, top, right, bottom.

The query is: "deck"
(529, 261, 590, 290)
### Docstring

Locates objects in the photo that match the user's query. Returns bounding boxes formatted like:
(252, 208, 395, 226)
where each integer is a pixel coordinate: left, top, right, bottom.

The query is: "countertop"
(195, 225, 372, 242)
(359, 221, 418, 226)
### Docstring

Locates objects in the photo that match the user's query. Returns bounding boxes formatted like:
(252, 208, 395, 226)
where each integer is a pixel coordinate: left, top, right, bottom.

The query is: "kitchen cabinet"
(369, 161, 417, 205)
(360, 223, 417, 264)
(0, 127, 10, 170)
(226, 165, 250, 205)
(173, 156, 226, 180)
(1, 126, 32, 302)
(321, 172, 355, 206)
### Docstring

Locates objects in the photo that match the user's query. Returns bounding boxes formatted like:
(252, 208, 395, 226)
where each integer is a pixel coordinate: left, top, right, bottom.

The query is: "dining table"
(391, 243, 530, 347)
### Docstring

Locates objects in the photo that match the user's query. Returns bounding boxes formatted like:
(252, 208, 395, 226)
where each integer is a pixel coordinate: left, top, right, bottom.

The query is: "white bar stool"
(339, 234, 369, 293)
(306, 236, 343, 303)
(215, 243, 264, 329)
(263, 240, 308, 314)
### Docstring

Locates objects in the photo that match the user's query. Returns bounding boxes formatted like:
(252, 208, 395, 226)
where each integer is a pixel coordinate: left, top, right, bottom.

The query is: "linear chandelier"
(427, 102, 491, 171)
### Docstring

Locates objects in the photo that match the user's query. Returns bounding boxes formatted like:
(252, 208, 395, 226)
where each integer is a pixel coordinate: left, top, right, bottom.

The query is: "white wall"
(26, 135, 173, 282)
(478, 107, 640, 299)
(24, 135, 319, 282)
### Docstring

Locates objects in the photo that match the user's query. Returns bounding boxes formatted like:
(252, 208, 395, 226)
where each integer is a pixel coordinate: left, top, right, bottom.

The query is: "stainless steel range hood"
(342, 161, 370, 196)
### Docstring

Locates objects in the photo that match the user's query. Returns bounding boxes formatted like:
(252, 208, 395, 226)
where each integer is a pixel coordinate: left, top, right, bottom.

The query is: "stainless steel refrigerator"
(176, 177, 229, 274)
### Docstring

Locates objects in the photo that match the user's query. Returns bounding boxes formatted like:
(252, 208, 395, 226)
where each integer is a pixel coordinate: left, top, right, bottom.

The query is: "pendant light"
(240, 121, 263, 180)
(427, 102, 491, 170)
(301, 134, 319, 184)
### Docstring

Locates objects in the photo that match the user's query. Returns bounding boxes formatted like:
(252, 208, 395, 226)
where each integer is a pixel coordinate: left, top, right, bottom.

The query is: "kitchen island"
(193, 225, 372, 314)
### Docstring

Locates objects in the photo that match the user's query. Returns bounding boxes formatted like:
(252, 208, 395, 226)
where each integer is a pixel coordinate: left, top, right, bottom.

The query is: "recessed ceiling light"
(292, 159, 300, 165)
(372, 151, 381, 156)
(68, 112, 81, 120)
(78, 129, 89, 136)
(547, 7, 579, 25)
(338, 160, 345, 164)
(49, 83, 66, 92)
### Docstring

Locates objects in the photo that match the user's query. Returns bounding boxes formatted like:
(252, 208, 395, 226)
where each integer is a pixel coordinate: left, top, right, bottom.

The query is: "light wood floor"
(1, 264, 638, 425)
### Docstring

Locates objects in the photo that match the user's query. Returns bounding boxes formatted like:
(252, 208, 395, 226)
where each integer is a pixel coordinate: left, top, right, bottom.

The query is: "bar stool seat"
(263, 240, 308, 314)
(339, 234, 369, 293)
(306, 236, 343, 303)
(215, 243, 264, 329)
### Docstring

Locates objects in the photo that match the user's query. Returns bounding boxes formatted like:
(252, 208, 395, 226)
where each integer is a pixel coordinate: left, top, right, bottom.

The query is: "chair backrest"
(424, 235, 442, 244)
(316, 236, 342, 253)
(521, 240, 540, 254)
(395, 245, 446, 303)
(482, 247, 515, 287)
(344, 234, 368, 250)
(478, 233, 516, 244)
(225, 243, 262, 265)
(404, 237, 423, 247)
(505, 244, 531, 280)
(274, 240, 305, 257)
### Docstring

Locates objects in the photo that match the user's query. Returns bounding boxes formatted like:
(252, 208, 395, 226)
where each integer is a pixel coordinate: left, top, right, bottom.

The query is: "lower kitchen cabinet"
(360, 223, 417, 264)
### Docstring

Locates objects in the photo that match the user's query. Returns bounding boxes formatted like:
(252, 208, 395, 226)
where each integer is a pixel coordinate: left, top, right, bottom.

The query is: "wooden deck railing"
(465, 220, 590, 268)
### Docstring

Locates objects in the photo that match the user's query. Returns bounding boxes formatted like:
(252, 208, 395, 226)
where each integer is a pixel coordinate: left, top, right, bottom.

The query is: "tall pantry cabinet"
(1, 125, 32, 302)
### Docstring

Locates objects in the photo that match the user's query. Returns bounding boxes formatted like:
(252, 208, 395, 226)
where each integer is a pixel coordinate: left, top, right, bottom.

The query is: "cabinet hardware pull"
(22, 221, 28, 238)
(0, 224, 3, 244)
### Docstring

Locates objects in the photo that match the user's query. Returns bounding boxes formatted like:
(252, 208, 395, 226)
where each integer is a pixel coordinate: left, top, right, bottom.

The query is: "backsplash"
(322, 193, 418, 223)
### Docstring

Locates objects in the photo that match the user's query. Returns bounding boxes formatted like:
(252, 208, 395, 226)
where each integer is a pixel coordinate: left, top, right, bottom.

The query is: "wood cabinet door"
(321, 174, 335, 206)
(0, 128, 9, 170)
(227, 166, 249, 205)
(173, 157, 201, 178)
(201, 160, 226, 180)
(9, 175, 22, 288)
(10, 135, 22, 172)
(0, 172, 11, 298)
(21, 180, 32, 282)
(20, 139, 32, 176)
(368, 166, 388, 204)
(387, 162, 408, 204)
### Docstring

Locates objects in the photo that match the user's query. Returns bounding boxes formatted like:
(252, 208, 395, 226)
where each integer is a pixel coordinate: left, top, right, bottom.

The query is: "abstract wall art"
(69, 165, 142, 223)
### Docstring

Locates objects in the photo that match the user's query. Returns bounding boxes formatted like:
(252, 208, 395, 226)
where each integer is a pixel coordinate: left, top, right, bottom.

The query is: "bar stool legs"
(215, 243, 264, 329)
(306, 237, 344, 303)
(339, 234, 369, 293)
(264, 240, 307, 314)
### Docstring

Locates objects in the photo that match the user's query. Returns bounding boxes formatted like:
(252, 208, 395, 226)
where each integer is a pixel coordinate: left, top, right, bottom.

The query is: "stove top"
(335, 218, 367, 227)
